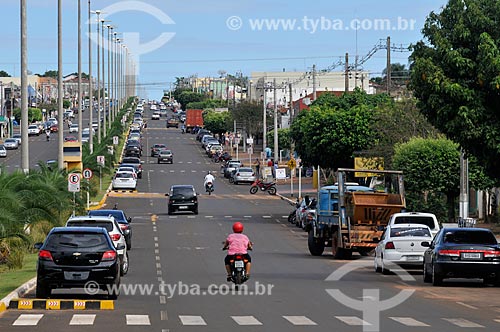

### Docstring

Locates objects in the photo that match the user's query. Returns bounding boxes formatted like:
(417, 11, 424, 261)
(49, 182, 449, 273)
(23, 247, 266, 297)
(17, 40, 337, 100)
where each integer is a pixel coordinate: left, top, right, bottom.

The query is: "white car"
(0, 145, 6, 158)
(69, 124, 79, 133)
(47, 117, 58, 125)
(387, 212, 440, 238)
(3, 138, 19, 150)
(65, 215, 129, 276)
(374, 223, 433, 274)
(28, 124, 40, 136)
(112, 171, 137, 190)
(152, 111, 161, 120)
(117, 166, 137, 179)
(12, 134, 22, 145)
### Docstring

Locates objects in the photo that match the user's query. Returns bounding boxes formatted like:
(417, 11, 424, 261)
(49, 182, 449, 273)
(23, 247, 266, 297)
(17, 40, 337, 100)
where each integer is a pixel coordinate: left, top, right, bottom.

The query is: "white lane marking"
(187, 161, 192, 164)
(494, 319, 500, 323)
(191, 170, 197, 172)
(157, 270, 162, 275)
(169, 216, 178, 218)
(70, 314, 96, 325)
(154, 237, 159, 242)
(281, 215, 288, 218)
(155, 243, 159, 248)
(281, 224, 287, 227)
(159, 295, 166, 304)
(155, 249, 160, 254)
(456, 302, 478, 310)
(224, 216, 232, 218)
(443, 318, 484, 328)
(13, 314, 43, 326)
(126, 314, 151, 325)
(153, 226, 157, 232)
(389, 317, 430, 327)
(156, 263, 161, 269)
(169, 170, 174, 173)
(161, 310, 168, 321)
(156, 255, 161, 261)
(244, 216, 252, 218)
(205, 216, 213, 218)
(187, 216, 196, 219)
(283, 316, 317, 325)
(335, 316, 370, 326)
(179, 315, 207, 325)
(262, 216, 271, 219)
(180, 170, 185, 173)
(231, 316, 263, 325)
(158, 276, 163, 282)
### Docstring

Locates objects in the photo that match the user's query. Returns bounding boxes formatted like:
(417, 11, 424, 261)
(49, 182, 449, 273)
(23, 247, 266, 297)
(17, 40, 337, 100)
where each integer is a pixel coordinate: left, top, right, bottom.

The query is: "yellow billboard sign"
(354, 157, 384, 177)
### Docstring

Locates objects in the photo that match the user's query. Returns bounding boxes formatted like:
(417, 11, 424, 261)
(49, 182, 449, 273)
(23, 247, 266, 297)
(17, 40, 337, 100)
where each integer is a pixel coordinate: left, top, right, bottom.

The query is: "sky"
(0, 0, 449, 99)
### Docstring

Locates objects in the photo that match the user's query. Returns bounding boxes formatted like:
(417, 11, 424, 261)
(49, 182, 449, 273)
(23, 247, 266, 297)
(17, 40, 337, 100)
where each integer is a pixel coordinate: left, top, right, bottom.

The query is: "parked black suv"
(125, 141, 142, 157)
(166, 185, 198, 215)
(34, 227, 122, 299)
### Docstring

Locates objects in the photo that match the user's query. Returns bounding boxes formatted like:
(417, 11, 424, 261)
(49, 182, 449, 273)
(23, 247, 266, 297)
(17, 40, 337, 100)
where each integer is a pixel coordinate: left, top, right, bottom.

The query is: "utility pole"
(20, 0, 29, 172)
(107, 25, 112, 129)
(289, 82, 294, 158)
(344, 53, 349, 93)
(262, 86, 267, 153)
(273, 78, 278, 162)
(95, 10, 101, 143)
(102, 21, 107, 136)
(386, 36, 391, 95)
(312, 64, 317, 101)
(77, 0, 82, 143)
(58, 0, 64, 170)
(88, 0, 93, 153)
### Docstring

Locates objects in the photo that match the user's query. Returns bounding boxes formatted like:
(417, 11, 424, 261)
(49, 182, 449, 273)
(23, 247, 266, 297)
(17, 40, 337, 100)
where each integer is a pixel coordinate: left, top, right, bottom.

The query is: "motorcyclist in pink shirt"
(223, 222, 253, 281)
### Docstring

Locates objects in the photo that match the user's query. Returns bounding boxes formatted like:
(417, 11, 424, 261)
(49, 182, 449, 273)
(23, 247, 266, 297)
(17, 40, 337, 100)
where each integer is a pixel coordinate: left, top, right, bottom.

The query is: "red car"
(50, 124, 59, 133)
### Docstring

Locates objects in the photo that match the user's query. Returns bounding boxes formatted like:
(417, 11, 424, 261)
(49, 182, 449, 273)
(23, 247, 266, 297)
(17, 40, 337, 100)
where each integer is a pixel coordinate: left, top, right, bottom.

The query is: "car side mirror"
(127, 217, 132, 223)
(34, 242, 43, 250)
(165, 193, 170, 197)
(116, 243, 126, 250)
(421, 241, 430, 247)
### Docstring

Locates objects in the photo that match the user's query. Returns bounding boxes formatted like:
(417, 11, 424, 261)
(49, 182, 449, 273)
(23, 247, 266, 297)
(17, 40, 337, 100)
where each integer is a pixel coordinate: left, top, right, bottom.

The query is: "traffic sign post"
(82, 168, 93, 210)
(97, 156, 105, 191)
(287, 158, 297, 197)
(68, 173, 81, 216)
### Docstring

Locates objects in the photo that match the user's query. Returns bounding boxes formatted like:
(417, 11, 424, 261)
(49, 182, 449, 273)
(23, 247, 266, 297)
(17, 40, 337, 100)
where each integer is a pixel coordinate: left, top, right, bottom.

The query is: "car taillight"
(385, 242, 395, 249)
(120, 224, 129, 232)
(102, 250, 117, 261)
(39, 250, 53, 261)
(236, 173, 240, 176)
(484, 250, 500, 258)
(438, 249, 460, 257)
(110, 233, 121, 241)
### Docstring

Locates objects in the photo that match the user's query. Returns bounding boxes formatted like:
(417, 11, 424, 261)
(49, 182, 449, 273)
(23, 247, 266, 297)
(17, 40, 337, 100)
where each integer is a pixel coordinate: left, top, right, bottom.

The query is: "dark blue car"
(89, 209, 132, 250)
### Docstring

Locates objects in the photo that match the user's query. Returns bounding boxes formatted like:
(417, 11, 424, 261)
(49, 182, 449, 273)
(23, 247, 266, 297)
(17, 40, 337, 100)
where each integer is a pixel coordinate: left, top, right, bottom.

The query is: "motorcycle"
(249, 179, 277, 195)
(205, 182, 214, 195)
(222, 245, 252, 290)
(288, 199, 301, 224)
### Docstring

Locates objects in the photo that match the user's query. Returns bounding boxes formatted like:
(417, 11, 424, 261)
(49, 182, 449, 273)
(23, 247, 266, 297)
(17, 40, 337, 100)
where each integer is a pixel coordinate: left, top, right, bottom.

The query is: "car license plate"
(461, 252, 482, 260)
(406, 256, 422, 261)
(179, 206, 187, 209)
(234, 261, 244, 268)
(64, 271, 89, 280)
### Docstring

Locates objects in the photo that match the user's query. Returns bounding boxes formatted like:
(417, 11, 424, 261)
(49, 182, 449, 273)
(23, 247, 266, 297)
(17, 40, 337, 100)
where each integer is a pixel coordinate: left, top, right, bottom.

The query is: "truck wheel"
(308, 230, 325, 256)
(331, 231, 341, 258)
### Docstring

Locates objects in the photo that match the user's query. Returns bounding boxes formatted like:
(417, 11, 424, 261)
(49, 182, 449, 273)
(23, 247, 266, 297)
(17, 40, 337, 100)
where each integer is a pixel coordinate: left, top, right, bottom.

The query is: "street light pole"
(273, 78, 278, 162)
(20, 0, 29, 172)
(77, 0, 82, 143)
(57, 0, 64, 170)
(107, 25, 112, 130)
(102, 20, 107, 137)
(262, 86, 266, 154)
(88, 0, 94, 154)
(95, 10, 101, 143)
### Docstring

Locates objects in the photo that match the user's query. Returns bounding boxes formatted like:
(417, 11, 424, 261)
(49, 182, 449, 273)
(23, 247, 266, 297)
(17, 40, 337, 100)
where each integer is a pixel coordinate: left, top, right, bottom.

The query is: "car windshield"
(89, 210, 126, 222)
(393, 216, 436, 229)
(171, 187, 195, 198)
(122, 158, 140, 164)
(443, 230, 497, 245)
(116, 172, 134, 179)
(66, 221, 114, 232)
(390, 227, 431, 237)
(45, 233, 109, 251)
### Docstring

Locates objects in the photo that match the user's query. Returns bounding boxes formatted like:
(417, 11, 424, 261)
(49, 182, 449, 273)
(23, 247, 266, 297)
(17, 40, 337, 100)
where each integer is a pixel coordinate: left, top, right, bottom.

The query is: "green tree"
(410, 0, 500, 181)
(203, 111, 232, 137)
(311, 88, 392, 110)
(176, 91, 205, 111)
(0, 70, 11, 77)
(13, 108, 43, 123)
(231, 101, 263, 139)
(266, 128, 291, 152)
(40, 70, 58, 78)
(393, 137, 495, 222)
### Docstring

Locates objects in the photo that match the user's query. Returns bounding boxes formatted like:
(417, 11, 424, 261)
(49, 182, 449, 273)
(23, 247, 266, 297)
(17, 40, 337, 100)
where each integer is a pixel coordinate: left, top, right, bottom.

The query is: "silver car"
(231, 167, 256, 184)
(0, 145, 6, 157)
(3, 138, 19, 150)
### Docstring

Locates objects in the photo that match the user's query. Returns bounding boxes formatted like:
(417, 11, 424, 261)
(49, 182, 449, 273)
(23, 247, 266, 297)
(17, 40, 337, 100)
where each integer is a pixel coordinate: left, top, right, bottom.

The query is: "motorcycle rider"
(45, 129, 51, 141)
(223, 222, 253, 281)
(204, 171, 215, 192)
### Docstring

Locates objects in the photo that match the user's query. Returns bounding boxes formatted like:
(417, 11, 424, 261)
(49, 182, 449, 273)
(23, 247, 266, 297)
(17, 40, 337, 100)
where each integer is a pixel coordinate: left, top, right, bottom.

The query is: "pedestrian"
(254, 158, 261, 178)
(271, 158, 276, 178)
(267, 158, 273, 167)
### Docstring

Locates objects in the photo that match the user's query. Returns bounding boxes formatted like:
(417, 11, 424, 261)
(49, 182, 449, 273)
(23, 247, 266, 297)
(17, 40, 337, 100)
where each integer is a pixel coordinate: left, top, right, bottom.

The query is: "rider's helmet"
(207, 171, 212, 175)
(232, 222, 244, 233)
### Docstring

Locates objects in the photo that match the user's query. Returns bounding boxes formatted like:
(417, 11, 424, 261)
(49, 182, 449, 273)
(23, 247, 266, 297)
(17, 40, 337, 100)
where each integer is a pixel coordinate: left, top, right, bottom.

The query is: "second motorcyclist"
(223, 222, 253, 281)
(204, 171, 215, 192)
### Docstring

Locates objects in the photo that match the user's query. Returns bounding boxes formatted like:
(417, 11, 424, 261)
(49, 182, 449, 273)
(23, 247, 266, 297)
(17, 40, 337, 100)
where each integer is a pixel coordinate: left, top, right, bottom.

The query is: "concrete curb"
(0, 277, 36, 312)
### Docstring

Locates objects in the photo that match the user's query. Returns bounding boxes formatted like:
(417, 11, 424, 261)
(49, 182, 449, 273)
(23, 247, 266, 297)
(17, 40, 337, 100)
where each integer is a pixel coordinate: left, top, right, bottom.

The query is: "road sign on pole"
(83, 168, 93, 179)
(68, 173, 81, 192)
(97, 155, 105, 167)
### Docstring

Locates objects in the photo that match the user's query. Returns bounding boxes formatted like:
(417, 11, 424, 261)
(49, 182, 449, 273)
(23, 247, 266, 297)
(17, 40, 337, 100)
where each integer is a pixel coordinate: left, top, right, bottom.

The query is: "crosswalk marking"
(390, 317, 430, 327)
(179, 315, 207, 325)
(335, 316, 370, 326)
(126, 314, 151, 325)
(283, 316, 317, 325)
(231, 316, 263, 325)
(70, 314, 96, 325)
(443, 318, 484, 328)
(12, 314, 43, 326)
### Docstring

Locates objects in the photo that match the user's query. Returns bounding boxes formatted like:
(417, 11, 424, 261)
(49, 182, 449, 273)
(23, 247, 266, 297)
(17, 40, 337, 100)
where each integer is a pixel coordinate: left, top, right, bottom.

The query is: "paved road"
(1, 107, 499, 331)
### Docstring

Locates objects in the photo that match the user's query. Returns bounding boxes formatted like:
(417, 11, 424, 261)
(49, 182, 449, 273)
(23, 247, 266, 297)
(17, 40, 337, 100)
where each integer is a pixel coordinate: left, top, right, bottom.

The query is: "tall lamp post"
(94, 10, 101, 143)
(57, 0, 64, 170)
(20, 0, 29, 172)
(77, 0, 82, 143)
(107, 25, 112, 129)
(88, 0, 94, 153)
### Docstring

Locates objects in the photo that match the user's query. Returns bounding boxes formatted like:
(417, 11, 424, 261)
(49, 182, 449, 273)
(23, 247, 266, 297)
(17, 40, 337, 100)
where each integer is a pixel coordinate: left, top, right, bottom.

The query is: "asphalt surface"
(1, 106, 500, 331)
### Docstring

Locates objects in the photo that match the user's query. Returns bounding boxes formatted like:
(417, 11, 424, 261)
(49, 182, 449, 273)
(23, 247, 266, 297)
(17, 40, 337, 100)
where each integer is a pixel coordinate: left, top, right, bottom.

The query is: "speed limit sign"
(68, 173, 81, 192)
(83, 168, 93, 179)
